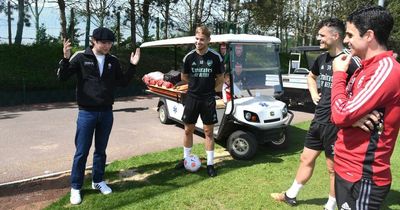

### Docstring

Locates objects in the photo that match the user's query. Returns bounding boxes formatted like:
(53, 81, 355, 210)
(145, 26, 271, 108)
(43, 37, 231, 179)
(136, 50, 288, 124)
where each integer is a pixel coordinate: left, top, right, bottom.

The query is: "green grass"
(46, 121, 400, 210)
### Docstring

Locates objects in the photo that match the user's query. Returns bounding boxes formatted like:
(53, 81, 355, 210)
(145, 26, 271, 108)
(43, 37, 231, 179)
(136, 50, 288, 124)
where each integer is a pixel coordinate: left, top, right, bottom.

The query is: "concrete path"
(0, 95, 313, 185)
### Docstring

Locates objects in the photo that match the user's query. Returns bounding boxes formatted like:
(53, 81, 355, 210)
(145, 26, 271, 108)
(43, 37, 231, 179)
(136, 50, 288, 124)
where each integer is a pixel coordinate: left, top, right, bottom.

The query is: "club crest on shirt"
(207, 59, 213, 67)
(192, 61, 196, 66)
(108, 63, 112, 69)
(357, 75, 365, 89)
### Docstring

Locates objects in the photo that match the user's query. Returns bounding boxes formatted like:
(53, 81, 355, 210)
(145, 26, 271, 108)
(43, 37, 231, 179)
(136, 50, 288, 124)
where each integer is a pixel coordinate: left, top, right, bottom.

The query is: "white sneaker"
(92, 181, 112, 195)
(70, 188, 82, 205)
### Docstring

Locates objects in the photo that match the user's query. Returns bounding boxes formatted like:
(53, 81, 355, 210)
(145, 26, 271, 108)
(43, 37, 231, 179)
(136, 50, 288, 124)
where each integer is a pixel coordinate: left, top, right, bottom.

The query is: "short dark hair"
(347, 5, 393, 47)
(317, 18, 345, 40)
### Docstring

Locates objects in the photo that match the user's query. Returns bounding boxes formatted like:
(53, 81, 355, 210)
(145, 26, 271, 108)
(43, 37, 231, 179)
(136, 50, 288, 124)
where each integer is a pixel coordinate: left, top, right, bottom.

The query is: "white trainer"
(70, 188, 82, 205)
(92, 181, 112, 195)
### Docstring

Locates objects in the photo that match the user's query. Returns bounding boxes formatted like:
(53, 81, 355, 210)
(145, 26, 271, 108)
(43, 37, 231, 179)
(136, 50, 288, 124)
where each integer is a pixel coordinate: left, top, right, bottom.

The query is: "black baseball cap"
(92, 27, 115, 42)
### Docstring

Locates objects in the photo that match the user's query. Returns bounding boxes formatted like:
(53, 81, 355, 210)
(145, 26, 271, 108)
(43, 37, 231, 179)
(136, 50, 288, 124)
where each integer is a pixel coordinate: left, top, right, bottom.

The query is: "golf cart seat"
(293, 68, 309, 74)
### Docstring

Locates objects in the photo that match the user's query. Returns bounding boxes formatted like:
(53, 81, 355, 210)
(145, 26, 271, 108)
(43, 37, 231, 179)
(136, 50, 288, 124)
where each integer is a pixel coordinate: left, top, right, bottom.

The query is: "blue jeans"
(70, 109, 113, 190)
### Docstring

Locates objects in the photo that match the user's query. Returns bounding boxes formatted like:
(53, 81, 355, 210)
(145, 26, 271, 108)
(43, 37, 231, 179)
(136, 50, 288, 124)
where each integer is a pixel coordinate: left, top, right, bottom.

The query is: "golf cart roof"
(289, 46, 321, 52)
(140, 34, 281, 48)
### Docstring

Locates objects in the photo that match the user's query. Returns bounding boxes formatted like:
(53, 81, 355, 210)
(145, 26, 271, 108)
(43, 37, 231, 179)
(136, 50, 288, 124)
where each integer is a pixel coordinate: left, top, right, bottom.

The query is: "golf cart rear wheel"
(159, 104, 171, 124)
(227, 130, 257, 160)
(268, 130, 289, 149)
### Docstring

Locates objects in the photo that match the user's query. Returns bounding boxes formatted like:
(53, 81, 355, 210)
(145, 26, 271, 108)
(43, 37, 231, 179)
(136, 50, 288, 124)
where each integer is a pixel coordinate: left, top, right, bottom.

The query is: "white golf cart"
(141, 34, 293, 160)
(281, 46, 324, 107)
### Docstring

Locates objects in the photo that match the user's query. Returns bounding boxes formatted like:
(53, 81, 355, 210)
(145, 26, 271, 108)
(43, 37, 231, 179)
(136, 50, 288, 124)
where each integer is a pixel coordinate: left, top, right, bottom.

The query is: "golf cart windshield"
(230, 43, 281, 97)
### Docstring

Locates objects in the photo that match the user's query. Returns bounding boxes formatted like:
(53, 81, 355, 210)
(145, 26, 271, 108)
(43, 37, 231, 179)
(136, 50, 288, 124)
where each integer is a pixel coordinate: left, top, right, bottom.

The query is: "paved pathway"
(0, 95, 313, 185)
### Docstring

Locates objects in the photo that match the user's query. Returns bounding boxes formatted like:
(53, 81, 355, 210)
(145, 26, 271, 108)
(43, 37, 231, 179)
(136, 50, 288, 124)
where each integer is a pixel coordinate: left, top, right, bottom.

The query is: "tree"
(57, 0, 67, 39)
(89, 0, 117, 27)
(14, 0, 31, 45)
(27, 0, 46, 43)
(67, 8, 82, 45)
(129, 0, 136, 47)
(140, 0, 152, 41)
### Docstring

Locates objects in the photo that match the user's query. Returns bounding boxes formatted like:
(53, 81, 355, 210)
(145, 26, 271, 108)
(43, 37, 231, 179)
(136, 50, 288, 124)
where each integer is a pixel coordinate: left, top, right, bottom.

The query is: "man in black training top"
(271, 18, 360, 210)
(175, 25, 224, 177)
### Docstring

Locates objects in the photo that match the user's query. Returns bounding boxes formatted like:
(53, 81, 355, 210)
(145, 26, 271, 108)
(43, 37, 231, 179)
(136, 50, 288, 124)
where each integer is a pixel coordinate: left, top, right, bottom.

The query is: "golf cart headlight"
(282, 105, 288, 114)
(244, 111, 260, 122)
(282, 105, 288, 118)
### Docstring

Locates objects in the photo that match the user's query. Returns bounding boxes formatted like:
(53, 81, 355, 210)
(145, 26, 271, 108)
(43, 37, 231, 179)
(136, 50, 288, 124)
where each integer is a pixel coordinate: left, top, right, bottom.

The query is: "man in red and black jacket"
(331, 6, 400, 209)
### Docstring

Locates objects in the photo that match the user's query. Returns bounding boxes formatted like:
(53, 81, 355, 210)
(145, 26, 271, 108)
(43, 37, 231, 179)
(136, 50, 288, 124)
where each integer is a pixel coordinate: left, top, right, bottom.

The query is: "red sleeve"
(331, 57, 394, 127)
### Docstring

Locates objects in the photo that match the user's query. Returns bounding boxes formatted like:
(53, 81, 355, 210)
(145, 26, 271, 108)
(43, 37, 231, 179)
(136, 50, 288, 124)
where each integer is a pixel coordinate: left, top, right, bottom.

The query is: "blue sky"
(0, 3, 132, 45)
(0, 5, 63, 44)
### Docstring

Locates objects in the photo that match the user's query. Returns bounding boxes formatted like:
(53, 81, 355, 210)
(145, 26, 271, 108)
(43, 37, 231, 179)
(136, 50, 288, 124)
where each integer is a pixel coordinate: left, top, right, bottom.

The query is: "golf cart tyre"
(227, 130, 257, 160)
(268, 130, 289, 149)
(159, 104, 172, 124)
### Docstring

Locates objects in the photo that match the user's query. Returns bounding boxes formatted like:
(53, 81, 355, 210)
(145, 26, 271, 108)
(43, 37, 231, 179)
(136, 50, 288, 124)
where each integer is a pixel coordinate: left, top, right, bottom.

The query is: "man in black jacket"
(57, 27, 140, 205)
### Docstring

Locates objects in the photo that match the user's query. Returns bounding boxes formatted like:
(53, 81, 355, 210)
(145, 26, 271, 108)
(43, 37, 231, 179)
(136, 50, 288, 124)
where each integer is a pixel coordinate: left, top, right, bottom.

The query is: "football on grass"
(184, 154, 201, 172)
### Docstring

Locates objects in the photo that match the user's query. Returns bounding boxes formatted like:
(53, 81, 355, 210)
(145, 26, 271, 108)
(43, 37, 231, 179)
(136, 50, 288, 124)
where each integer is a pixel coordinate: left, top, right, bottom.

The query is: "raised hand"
(333, 53, 352, 73)
(130, 48, 141, 65)
(63, 39, 72, 59)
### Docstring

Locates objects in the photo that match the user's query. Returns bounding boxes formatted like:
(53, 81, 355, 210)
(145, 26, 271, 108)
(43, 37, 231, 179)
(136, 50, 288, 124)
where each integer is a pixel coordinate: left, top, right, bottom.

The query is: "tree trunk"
(14, 0, 25, 45)
(85, 0, 90, 48)
(57, 0, 67, 40)
(142, 0, 151, 41)
(130, 0, 136, 48)
(116, 11, 120, 47)
(68, 8, 75, 44)
(156, 17, 160, 40)
(192, 0, 200, 33)
(163, 0, 170, 39)
(7, 0, 12, 45)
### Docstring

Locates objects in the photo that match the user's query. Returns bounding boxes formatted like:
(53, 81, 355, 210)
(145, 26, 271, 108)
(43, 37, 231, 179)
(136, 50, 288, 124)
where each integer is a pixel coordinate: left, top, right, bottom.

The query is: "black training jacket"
(57, 47, 136, 109)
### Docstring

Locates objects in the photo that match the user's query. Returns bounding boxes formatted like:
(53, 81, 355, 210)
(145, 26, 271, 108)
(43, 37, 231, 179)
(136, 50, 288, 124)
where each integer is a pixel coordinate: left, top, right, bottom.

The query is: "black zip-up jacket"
(57, 47, 136, 110)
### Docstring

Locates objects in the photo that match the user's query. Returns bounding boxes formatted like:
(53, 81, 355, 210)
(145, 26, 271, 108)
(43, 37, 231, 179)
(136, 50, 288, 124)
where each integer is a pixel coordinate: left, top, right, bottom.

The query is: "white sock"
(324, 195, 336, 210)
(183, 147, 192, 159)
(286, 180, 303, 198)
(206, 150, 214, 166)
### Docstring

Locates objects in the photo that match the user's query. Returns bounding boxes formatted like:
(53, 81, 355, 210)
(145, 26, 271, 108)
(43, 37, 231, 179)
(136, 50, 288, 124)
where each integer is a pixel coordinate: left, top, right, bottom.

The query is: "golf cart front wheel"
(227, 130, 257, 160)
(159, 104, 172, 124)
(268, 130, 289, 149)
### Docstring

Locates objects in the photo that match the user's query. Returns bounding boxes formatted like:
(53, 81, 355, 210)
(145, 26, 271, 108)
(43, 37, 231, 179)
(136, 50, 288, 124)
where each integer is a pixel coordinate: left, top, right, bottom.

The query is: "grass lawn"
(46, 121, 400, 210)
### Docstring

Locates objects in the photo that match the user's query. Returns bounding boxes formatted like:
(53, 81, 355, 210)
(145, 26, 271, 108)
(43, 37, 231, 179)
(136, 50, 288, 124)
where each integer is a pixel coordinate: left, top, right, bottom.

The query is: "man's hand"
(352, 110, 382, 132)
(333, 53, 352, 73)
(63, 38, 72, 59)
(130, 48, 141, 65)
(311, 92, 321, 105)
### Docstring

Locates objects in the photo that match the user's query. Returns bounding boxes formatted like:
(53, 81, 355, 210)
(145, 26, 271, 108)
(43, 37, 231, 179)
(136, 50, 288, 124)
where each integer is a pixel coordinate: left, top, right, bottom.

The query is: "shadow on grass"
(46, 124, 309, 209)
(382, 189, 400, 210)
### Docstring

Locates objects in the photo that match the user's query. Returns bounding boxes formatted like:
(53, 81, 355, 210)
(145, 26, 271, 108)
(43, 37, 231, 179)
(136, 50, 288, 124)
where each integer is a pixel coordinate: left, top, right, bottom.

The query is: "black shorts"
(335, 174, 390, 210)
(304, 120, 338, 158)
(181, 95, 218, 125)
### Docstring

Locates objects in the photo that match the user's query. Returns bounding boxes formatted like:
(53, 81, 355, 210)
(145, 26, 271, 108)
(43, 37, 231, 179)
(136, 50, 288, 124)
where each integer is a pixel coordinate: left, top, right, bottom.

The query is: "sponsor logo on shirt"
(84, 61, 95, 66)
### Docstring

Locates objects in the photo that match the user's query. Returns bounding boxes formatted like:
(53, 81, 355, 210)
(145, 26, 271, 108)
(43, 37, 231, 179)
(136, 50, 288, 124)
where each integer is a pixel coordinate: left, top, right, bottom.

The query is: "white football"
(184, 154, 201, 172)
